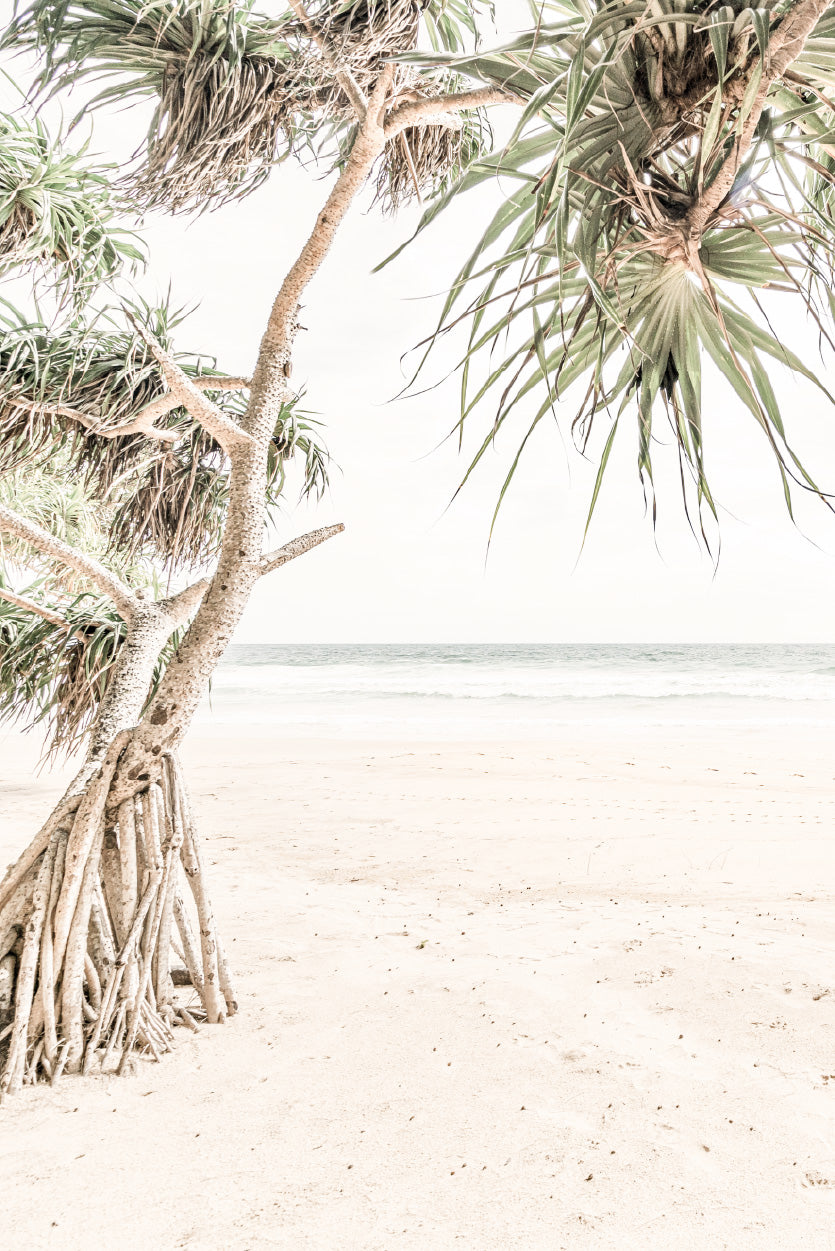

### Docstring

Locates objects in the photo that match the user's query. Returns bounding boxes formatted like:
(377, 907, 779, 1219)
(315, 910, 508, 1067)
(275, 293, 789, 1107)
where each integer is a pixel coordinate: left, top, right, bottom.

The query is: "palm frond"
(0, 580, 180, 757)
(0, 298, 330, 569)
(0, 458, 114, 588)
(0, 296, 205, 495)
(395, 0, 835, 540)
(0, 109, 142, 295)
(8, 0, 301, 213)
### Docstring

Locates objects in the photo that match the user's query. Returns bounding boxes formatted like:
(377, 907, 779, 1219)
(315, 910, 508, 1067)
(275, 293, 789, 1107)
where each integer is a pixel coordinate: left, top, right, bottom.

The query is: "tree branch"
(287, 0, 369, 117)
(129, 321, 255, 455)
(5, 381, 247, 444)
(192, 376, 251, 392)
(384, 86, 524, 139)
(161, 578, 211, 625)
(259, 523, 345, 576)
(686, 0, 833, 234)
(0, 503, 137, 622)
(5, 395, 180, 445)
(0, 585, 79, 633)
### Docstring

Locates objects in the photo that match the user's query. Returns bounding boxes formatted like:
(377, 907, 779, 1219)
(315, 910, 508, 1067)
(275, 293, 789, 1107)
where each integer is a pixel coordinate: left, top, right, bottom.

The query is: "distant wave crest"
(193, 645, 835, 733)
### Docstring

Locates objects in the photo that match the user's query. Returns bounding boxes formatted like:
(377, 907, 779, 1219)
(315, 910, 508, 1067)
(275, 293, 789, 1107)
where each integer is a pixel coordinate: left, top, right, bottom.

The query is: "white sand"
(1, 724, 834, 1249)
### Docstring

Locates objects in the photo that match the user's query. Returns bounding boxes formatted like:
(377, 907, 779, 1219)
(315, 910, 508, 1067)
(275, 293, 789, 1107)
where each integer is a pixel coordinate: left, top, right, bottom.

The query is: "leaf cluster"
(375, 69, 492, 208)
(0, 298, 330, 571)
(396, 0, 835, 541)
(8, 0, 493, 213)
(0, 109, 142, 298)
(0, 578, 179, 756)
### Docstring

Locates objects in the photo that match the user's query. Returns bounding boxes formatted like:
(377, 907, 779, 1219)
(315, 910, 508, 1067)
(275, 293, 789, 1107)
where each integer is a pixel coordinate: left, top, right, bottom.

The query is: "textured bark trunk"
(0, 42, 528, 1091)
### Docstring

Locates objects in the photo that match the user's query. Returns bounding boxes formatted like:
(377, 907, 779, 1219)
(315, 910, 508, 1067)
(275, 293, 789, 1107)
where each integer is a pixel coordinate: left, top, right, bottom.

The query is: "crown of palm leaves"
(392, 0, 835, 542)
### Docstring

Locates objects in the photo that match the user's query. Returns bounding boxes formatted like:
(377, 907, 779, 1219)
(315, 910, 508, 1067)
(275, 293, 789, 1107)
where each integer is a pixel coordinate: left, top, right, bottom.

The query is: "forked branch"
(286, 0, 369, 117)
(129, 321, 254, 454)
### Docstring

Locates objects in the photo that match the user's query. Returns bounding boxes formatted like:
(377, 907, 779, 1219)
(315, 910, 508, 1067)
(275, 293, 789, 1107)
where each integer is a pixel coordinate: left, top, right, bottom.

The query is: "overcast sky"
(5, 2, 835, 642)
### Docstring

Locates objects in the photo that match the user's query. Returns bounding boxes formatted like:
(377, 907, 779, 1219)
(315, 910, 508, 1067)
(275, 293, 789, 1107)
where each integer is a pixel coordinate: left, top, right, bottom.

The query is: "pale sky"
(4, 3, 835, 642)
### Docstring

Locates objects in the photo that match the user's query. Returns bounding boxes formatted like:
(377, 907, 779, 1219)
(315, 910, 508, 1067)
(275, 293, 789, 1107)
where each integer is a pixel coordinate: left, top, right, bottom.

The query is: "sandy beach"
(1, 723, 834, 1249)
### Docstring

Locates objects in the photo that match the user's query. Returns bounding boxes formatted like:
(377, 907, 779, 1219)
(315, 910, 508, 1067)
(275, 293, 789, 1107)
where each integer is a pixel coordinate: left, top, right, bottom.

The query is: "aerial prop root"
(0, 741, 235, 1099)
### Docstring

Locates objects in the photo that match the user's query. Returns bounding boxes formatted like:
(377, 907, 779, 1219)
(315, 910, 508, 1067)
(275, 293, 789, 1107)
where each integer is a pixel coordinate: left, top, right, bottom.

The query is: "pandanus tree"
(0, 0, 519, 1095)
(2, 0, 835, 1096)
(0, 286, 335, 1087)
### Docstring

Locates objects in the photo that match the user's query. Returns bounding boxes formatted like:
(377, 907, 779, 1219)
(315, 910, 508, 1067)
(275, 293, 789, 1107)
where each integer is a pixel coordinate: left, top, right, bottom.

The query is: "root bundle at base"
(0, 750, 236, 1097)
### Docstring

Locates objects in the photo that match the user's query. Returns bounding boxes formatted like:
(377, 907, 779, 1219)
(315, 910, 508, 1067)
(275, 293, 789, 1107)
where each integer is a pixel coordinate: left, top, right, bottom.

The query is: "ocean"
(195, 643, 835, 738)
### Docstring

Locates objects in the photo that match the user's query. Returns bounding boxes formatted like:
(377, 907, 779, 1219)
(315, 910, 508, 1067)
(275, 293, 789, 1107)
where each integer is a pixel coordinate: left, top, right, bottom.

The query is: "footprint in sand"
(803, 1172, 835, 1188)
(634, 966, 674, 985)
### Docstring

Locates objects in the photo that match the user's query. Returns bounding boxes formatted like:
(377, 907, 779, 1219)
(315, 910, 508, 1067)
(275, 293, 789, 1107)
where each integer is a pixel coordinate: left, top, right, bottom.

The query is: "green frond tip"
(399, 0, 835, 545)
(0, 110, 142, 296)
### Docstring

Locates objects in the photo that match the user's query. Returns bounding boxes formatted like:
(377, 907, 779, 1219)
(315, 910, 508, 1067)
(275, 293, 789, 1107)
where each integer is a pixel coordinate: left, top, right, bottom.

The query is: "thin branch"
(287, 0, 369, 116)
(0, 502, 137, 622)
(119, 394, 183, 439)
(686, 0, 833, 234)
(192, 376, 251, 392)
(259, 523, 345, 576)
(369, 60, 398, 121)
(384, 87, 524, 139)
(4, 379, 249, 445)
(0, 585, 82, 634)
(5, 395, 180, 445)
(129, 321, 255, 454)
